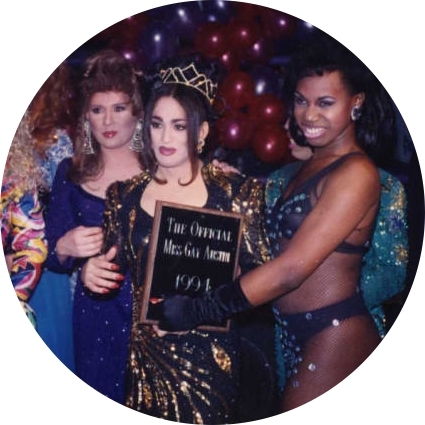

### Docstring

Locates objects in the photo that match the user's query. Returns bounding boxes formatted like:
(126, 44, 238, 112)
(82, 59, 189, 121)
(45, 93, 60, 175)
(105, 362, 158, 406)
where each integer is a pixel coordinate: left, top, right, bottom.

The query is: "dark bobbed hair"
(285, 32, 395, 166)
(70, 49, 144, 184)
(142, 54, 219, 185)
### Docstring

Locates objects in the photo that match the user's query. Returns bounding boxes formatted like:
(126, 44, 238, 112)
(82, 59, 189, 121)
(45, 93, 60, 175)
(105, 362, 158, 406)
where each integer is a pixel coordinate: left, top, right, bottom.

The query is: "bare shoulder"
(317, 154, 380, 214)
(332, 153, 380, 188)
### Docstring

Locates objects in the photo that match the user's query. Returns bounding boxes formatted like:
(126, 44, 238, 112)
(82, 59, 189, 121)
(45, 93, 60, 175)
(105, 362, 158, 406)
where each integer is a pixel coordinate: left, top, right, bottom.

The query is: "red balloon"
(216, 110, 252, 150)
(248, 93, 287, 125)
(217, 71, 255, 109)
(121, 14, 149, 42)
(194, 22, 228, 58)
(242, 37, 274, 65)
(259, 10, 298, 40)
(233, 2, 263, 20)
(218, 50, 241, 72)
(226, 17, 262, 50)
(251, 124, 289, 163)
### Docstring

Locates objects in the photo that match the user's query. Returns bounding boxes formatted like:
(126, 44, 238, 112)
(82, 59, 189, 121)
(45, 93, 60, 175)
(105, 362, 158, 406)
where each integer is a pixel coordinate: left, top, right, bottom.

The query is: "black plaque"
(140, 201, 243, 331)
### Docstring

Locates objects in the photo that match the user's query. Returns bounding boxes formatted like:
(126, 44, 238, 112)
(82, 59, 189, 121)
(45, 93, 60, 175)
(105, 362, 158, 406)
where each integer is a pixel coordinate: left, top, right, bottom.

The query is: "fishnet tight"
(280, 314, 380, 412)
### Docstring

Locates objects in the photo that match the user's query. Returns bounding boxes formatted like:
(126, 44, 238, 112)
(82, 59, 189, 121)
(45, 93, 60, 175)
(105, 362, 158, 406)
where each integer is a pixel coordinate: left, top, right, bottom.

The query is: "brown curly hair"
(69, 49, 144, 184)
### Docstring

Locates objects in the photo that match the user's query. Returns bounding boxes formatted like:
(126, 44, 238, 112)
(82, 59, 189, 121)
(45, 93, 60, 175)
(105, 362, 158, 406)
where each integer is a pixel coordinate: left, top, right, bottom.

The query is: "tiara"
(160, 63, 218, 104)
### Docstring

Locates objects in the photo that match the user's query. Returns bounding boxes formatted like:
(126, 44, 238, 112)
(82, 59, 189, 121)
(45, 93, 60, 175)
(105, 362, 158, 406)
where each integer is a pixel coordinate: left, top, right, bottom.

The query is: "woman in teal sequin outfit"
(265, 140, 408, 391)
(159, 33, 406, 412)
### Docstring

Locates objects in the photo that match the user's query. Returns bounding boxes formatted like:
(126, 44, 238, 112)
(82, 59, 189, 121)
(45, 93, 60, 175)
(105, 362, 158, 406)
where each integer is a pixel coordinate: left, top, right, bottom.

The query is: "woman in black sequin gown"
(82, 56, 277, 423)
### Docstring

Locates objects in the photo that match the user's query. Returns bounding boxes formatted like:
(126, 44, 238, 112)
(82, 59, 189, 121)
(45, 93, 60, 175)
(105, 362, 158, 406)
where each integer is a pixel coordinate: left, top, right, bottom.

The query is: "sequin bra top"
(266, 153, 370, 256)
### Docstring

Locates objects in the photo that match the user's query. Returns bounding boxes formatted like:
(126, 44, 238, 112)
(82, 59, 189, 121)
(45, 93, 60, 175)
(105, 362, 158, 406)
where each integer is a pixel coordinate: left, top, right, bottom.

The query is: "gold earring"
(197, 139, 205, 154)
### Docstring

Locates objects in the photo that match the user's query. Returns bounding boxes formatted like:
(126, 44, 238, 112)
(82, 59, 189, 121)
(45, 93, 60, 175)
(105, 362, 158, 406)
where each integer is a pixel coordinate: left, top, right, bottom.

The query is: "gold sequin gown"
(103, 164, 276, 424)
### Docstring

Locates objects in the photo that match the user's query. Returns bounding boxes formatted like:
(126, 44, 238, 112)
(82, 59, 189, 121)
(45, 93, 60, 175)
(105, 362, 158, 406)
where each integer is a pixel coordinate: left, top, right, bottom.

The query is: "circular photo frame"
(1, 1, 423, 424)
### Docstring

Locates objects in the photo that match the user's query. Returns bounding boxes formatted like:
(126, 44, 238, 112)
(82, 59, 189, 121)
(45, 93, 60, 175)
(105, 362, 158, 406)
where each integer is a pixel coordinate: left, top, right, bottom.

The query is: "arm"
(241, 157, 380, 304)
(80, 182, 127, 294)
(44, 159, 102, 272)
(160, 156, 380, 330)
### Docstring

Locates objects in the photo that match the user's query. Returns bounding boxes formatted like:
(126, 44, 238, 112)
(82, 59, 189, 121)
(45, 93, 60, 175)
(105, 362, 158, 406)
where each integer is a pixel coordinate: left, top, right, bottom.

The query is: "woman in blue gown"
(44, 50, 145, 403)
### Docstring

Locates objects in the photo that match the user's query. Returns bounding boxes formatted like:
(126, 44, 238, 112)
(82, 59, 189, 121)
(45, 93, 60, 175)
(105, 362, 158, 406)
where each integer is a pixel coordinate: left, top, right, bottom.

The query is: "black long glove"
(158, 278, 253, 331)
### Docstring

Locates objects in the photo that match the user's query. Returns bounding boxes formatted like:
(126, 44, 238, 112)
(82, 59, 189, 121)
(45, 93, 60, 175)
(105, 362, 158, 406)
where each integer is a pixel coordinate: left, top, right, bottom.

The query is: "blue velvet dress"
(44, 157, 133, 403)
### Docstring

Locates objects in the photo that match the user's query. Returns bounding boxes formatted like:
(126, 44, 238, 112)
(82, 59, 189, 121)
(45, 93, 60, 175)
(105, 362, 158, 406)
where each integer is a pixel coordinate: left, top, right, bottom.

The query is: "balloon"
(226, 17, 261, 50)
(251, 124, 289, 163)
(138, 21, 179, 68)
(217, 71, 255, 109)
(249, 65, 281, 96)
(216, 110, 252, 150)
(232, 2, 263, 20)
(118, 45, 141, 63)
(120, 14, 149, 42)
(259, 9, 298, 40)
(200, 0, 234, 24)
(194, 22, 228, 58)
(218, 49, 241, 73)
(165, 2, 204, 44)
(242, 36, 274, 65)
(294, 20, 320, 43)
(248, 93, 286, 125)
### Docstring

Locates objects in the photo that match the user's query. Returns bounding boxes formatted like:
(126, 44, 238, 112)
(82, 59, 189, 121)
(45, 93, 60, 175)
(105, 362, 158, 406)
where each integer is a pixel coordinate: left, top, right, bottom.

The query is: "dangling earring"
(197, 139, 205, 154)
(130, 120, 144, 152)
(83, 120, 95, 155)
(350, 105, 362, 121)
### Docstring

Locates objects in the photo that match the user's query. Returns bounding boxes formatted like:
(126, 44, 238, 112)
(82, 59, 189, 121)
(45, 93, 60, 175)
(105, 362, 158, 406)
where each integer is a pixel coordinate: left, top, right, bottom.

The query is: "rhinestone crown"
(160, 63, 217, 104)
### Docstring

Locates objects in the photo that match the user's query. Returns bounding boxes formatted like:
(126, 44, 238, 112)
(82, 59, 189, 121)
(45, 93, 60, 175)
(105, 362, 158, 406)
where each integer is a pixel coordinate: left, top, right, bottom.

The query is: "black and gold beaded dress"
(103, 164, 276, 424)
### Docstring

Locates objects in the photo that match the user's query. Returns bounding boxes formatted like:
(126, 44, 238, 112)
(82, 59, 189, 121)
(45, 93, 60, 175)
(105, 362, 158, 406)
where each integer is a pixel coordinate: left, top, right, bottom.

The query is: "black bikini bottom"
(274, 292, 368, 346)
(274, 293, 368, 384)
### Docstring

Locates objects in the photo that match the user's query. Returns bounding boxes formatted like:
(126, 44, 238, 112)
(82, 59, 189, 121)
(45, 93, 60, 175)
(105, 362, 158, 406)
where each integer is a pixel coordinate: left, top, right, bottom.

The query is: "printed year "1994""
(174, 274, 212, 292)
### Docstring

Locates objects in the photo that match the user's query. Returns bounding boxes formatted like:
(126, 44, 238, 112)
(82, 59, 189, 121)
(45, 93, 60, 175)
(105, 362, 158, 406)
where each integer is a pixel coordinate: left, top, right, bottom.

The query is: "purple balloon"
(200, 0, 234, 23)
(166, 2, 204, 44)
(249, 65, 281, 96)
(138, 21, 179, 68)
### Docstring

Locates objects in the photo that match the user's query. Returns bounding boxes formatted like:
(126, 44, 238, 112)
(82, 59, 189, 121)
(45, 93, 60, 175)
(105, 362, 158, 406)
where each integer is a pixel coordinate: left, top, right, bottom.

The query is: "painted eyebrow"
(294, 92, 336, 101)
(89, 101, 131, 108)
(151, 116, 187, 123)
